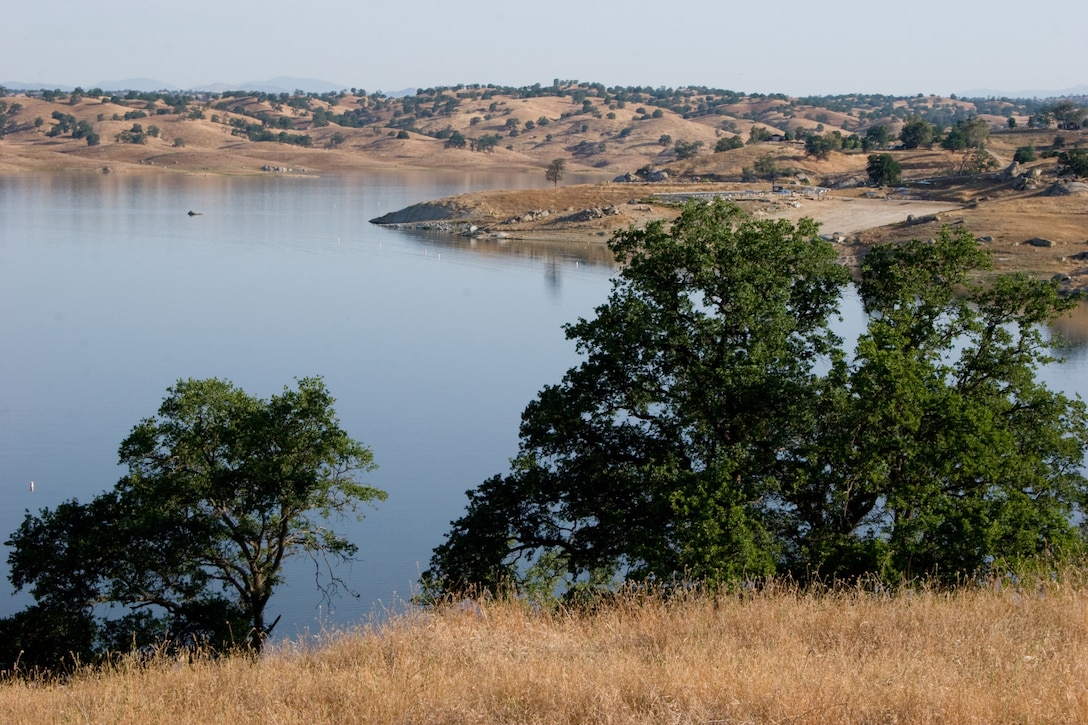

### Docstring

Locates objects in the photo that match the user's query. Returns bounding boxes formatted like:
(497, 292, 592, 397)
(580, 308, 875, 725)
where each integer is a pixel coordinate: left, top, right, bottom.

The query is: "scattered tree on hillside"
(941, 117, 989, 152)
(422, 201, 1087, 599)
(959, 148, 999, 175)
(115, 123, 147, 144)
(1057, 148, 1088, 177)
(71, 120, 95, 141)
(751, 154, 783, 181)
(805, 133, 840, 161)
(3, 377, 385, 671)
(863, 124, 891, 151)
(714, 135, 744, 152)
(473, 134, 501, 153)
(1051, 100, 1087, 130)
(546, 158, 565, 187)
(46, 111, 76, 137)
(1028, 113, 1052, 129)
(1013, 145, 1036, 163)
(673, 139, 704, 159)
(747, 125, 772, 144)
(867, 153, 902, 186)
(899, 116, 935, 149)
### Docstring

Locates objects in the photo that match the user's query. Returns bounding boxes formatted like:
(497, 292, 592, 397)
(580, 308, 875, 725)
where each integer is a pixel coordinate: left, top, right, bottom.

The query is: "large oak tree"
(4, 377, 384, 669)
(423, 201, 1087, 599)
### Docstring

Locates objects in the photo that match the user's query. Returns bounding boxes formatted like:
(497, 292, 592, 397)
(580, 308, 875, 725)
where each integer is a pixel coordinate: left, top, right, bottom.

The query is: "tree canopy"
(867, 153, 902, 186)
(3, 377, 384, 670)
(1057, 148, 1088, 177)
(423, 201, 1087, 600)
(941, 117, 989, 152)
(899, 116, 935, 149)
(545, 158, 565, 187)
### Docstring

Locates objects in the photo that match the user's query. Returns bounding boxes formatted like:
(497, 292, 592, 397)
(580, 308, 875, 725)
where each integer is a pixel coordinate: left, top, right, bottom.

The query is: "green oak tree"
(1057, 148, 1088, 177)
(1013, 145, 1037, 164)
(792, 229, 1086, 580)
(867, 153, 902, 186)
(941, 117, 989, 152)
(714, 135, 744, 153)
(863, 124, 891, 151)
(422, 201, 1087, 599)
(899, 116, 935, 149)
(673, 139, 704, 159)
(422, 201, 850, 595)
(4, 377, 384, 669)
(805, 133, 840, 161)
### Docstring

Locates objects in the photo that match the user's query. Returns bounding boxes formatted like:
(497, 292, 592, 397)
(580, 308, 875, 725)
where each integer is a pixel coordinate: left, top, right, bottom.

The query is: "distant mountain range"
(957, 85, 1088, 99)
(0, 77, 417, 96)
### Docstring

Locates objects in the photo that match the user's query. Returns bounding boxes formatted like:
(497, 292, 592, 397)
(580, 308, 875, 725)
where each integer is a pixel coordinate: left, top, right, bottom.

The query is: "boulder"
(834, 176, 866, 189)
(1001, 161, 1021, 182)
(1027, 237, 1056, 248)
(1046, 181, 1088, 196)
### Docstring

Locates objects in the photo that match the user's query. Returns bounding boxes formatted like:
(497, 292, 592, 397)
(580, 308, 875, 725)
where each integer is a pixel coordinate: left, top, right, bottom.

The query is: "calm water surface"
(0, 171, 616, 635)
(1, 172, 1085, 638)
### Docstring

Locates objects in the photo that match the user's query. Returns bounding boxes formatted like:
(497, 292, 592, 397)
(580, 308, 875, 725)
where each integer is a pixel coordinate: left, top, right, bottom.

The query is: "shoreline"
(3, 158, 1085, 293)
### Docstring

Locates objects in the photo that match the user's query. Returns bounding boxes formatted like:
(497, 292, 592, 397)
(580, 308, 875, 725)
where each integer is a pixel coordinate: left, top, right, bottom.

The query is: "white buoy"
(29, 481, 34, 492)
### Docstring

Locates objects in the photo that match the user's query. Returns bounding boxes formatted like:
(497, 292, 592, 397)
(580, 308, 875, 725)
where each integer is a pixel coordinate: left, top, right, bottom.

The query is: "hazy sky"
(6, 0, 1086, 96)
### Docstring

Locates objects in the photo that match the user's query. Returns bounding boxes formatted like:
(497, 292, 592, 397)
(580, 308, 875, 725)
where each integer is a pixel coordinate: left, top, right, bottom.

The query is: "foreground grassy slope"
(3, 572, 1087, 724)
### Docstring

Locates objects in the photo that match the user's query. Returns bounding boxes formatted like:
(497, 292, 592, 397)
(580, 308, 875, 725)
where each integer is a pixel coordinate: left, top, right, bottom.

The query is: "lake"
(1, 172, 1086, 639)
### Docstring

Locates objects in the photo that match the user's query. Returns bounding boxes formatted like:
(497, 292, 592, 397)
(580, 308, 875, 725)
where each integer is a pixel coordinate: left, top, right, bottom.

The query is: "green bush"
(1013, 145, 1036, 163)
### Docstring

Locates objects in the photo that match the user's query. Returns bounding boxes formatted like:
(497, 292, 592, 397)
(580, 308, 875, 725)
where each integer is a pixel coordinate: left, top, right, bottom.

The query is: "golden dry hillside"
(1, 84, 1085, 289)
(0, 84, 1081, 180)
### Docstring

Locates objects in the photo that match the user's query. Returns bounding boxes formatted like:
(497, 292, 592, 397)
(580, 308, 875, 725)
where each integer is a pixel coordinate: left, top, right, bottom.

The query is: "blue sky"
(6, 0, 1086, 97)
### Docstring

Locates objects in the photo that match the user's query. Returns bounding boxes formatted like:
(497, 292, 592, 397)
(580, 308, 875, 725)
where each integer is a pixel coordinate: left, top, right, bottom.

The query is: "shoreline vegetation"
(3, 568, 1087, 724)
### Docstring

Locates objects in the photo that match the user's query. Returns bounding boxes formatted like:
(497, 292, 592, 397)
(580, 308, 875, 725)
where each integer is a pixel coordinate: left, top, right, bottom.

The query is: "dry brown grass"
(4, 573, 1088, 724)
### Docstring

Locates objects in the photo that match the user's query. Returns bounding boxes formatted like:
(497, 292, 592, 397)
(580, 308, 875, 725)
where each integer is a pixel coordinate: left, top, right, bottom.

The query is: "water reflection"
(0, 171, 619, 635)
(1052, 301, 1088, 354)
(394, 228, 617, 270)
(1, 172, 1084, 639)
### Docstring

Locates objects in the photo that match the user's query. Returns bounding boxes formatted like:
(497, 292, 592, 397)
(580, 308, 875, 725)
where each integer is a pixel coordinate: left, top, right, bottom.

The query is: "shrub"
(1013, 145, 1036, 164)
(715, 135, 744, 152)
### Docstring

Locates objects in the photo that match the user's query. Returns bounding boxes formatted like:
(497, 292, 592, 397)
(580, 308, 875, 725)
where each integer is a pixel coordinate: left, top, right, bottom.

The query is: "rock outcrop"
(1046, 181, 1088, 196)
(370, 201, 471, 225)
